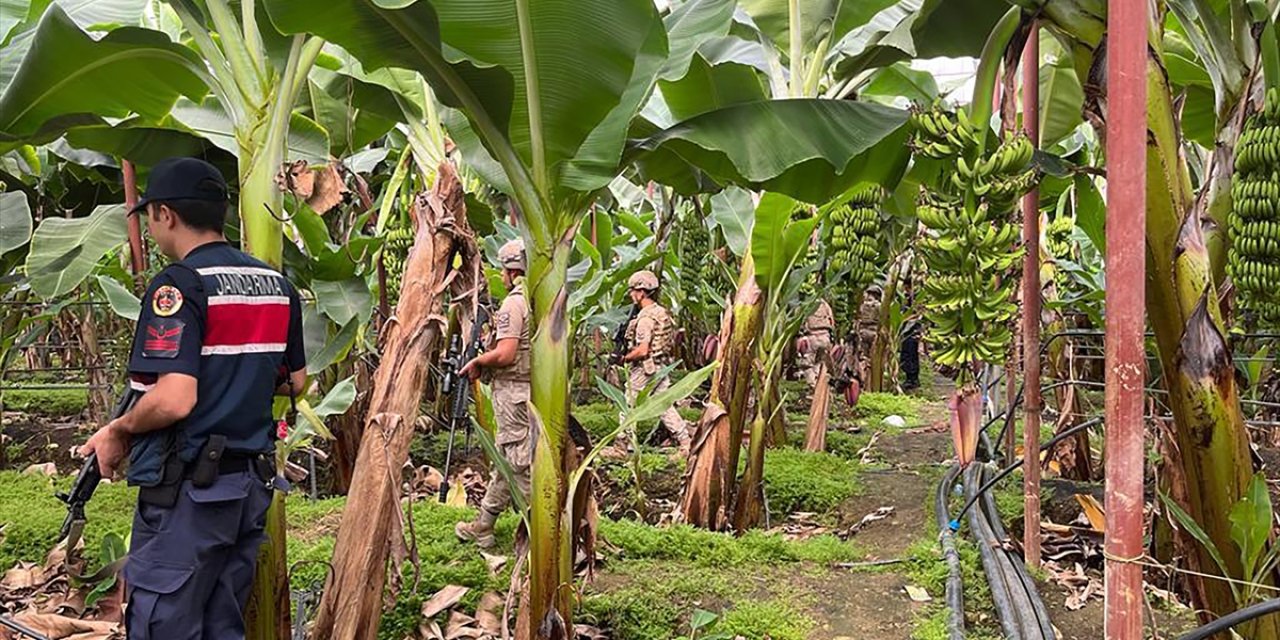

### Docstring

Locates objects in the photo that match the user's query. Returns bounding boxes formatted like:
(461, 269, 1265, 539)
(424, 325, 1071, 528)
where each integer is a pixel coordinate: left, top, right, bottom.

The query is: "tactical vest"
(492, 285, 531, 382)
(628, 303, 676, 367)
(805, 300, 835, 334)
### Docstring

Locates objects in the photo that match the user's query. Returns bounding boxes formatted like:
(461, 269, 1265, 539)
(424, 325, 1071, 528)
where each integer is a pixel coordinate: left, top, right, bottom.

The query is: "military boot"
(455, 509, 498, 548)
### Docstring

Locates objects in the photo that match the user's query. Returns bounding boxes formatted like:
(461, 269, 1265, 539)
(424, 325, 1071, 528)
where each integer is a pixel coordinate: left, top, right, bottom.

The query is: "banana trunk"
(1147, 58, 1279, 634)
(732, 412, 770, 533)
(680, 255, 764, 529)
(1038, 0, 1278, 630)
(869, 259, 902, 391)
(527, 236, 576, 635)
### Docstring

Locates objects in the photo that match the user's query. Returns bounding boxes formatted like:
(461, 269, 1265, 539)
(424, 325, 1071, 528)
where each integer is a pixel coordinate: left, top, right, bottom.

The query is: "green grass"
(280, 494, 518, 640)
(601, 450, 683, 487)
(575, 401, 619, 442)
(825, 429, 874, 461)
(581, 560, 737, 640)
(717, 598, 814, 640)
(0, 471, 136, 571)
(598, 517, 861, 567)
(854, 392, 924, 428)
(677, 407, 701, 423)
(1, 387, 89, 416)
(581, 561, 817, 640)
(897, 531, 1004, 638)
(911, 606, 1002, 640)
(761, 447, 861, 514)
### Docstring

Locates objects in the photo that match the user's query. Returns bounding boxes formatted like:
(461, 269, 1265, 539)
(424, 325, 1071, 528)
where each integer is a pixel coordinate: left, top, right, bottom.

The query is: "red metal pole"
(122, 160, 147, 276)
(1020, 21, 1043, 571)
(1104, 0, 1148, 637)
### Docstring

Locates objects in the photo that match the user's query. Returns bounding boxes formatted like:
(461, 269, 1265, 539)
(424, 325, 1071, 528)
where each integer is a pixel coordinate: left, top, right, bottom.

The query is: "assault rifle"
(611, 304, 640, 364)
(57, 387, 143, 545)
(1, 615, 50, 640)
(439, 307, 490, 503)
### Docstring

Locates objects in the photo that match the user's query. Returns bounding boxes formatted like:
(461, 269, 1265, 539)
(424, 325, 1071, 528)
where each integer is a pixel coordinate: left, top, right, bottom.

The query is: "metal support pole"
(122, 160, 147, 276)
(1020, 21, 1043, 571)
(1104, 0, 1148, 638)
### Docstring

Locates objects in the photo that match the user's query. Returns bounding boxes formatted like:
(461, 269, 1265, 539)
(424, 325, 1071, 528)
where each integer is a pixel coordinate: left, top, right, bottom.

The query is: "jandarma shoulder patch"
(152, 284, 184, 317)
(142, 318, 184, 358)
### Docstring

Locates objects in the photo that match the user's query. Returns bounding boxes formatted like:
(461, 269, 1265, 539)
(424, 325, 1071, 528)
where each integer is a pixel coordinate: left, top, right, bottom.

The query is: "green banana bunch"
(679, 212, 718, 289)
(912, 108, 1037, 376)
(826, 184, 884, 290)
(1230, 86, 1280, 323)
(383, 226, 415, 303)
(911, 106, 980, 159)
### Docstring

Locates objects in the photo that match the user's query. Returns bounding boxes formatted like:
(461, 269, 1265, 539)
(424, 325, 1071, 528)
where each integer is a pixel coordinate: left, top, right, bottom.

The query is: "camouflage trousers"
(797, 331, 832, 386)
(480, 379, 533, 516)
(626, 365, 691, 444)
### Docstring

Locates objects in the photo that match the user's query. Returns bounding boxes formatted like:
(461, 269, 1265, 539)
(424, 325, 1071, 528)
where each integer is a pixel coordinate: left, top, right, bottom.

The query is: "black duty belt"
(212, 452, 271, 475)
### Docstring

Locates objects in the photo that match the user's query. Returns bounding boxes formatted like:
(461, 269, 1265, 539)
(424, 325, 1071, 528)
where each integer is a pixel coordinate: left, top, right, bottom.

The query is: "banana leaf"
(0, 5, 207, 153)
(0, 0, 150, 92)
(631, 99, 911, 203)
(24, 204, 127, 299)
(0, 191, 31, 254)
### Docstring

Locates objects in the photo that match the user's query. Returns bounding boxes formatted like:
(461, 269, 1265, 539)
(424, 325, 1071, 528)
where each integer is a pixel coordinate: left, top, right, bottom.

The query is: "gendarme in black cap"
(130, 157, 229, 214)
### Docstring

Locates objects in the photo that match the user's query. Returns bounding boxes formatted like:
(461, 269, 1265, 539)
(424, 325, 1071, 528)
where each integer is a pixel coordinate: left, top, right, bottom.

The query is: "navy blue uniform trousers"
(124, 471, 273, 640)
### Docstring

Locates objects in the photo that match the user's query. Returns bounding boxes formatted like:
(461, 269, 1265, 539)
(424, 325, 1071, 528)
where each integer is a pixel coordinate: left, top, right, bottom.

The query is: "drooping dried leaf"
(283, 461, 309, 483)
(307, 162, 348, 214)
(1073, 494, 1106, 532)
(274, 160, 314, 198)
(421, 585, 469, 620)
(52, 589, 86, 617)
(417, 620, 445, 640)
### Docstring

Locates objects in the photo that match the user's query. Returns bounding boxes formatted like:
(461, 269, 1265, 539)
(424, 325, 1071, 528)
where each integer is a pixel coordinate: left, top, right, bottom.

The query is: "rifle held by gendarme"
(57, 387, 143, 544)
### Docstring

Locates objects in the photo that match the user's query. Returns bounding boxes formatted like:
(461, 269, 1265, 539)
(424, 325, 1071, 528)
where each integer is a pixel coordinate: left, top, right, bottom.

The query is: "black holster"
(190, 435, 227, 488)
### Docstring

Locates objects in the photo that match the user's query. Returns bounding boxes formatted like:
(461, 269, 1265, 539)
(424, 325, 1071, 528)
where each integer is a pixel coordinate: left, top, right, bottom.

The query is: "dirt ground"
(0, 413, 89, 471)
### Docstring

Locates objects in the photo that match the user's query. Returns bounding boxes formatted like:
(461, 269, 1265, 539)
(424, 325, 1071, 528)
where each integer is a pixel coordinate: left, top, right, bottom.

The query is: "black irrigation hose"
(1176, 598, 1280, 640)
(965, 465, 1056, 639)
(935, 463, 966, 640)
(978, 469, 1056, 639)
(950, 417, 1105, 531)
(964, 464, 1028, 640)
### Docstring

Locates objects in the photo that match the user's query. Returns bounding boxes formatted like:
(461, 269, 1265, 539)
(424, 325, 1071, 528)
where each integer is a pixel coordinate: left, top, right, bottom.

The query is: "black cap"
(130, 157, 229, 214)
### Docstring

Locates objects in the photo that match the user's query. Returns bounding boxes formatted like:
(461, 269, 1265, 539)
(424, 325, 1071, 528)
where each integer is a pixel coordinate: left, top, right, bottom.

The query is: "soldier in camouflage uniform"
(855, 287, 882, 383)
(455, 239, 532, 548)
(796, 298, 835, 386)
(619, 270, 692, 454)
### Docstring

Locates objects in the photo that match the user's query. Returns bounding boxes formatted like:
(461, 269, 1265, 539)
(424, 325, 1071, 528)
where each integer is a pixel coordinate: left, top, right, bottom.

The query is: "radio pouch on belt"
(192, 434, 227, 488)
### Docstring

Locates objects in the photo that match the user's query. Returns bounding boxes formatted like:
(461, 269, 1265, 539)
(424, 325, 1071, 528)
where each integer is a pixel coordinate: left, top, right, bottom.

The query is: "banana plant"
(265, 0, 912, 635)
(1031, 0, 1280, 632)
(732, 192, 823, 531)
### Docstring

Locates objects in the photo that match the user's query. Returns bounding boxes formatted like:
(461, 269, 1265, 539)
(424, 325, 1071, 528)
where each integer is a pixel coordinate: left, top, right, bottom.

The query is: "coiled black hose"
(1176, 598, 1280, 640)
(936, 463, 966, 640)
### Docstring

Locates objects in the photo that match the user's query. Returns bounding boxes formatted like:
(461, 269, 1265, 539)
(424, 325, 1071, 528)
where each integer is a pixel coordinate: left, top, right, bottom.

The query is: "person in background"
(618, 270, 692, 455)
(455, 239, 532, 549)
